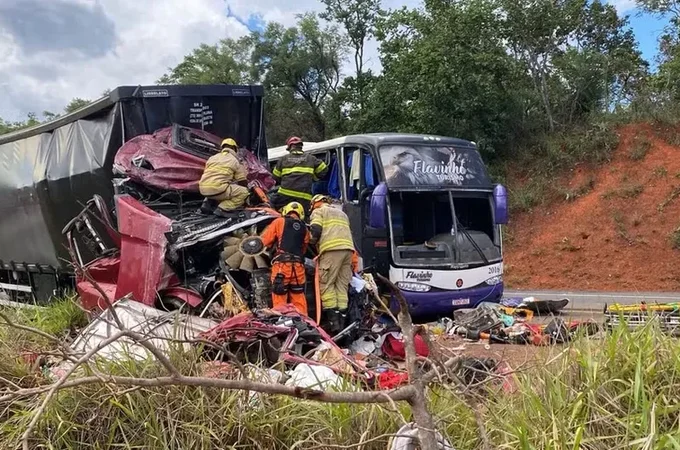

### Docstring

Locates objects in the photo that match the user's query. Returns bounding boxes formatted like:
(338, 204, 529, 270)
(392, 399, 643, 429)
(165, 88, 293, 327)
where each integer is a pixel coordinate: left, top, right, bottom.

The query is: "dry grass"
(2, 303, 680, 449)
(602, 183, 644, 200)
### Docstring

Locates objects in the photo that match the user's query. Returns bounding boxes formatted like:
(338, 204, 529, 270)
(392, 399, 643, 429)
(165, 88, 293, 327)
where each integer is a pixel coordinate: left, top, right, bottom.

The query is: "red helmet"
(286, 136, 303, 150)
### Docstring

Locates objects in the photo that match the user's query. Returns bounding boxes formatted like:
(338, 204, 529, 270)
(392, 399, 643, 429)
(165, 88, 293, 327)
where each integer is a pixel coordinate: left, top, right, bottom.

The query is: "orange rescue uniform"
(260, 216, 311, 315)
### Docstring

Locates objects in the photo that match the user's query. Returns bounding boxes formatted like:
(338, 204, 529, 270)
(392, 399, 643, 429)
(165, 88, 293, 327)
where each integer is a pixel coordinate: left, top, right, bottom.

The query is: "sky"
(0, 0, 671, 122)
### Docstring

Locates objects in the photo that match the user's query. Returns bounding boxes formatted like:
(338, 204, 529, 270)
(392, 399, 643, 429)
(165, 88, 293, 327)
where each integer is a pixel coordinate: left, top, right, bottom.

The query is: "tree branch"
(376, 274, 439, 450)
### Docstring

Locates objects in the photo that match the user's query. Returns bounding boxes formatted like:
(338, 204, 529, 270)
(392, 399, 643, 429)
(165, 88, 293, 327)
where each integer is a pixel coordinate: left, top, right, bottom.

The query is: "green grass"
(508, 176, 562, 213)
(5, 305, 680, 449)
(507, 122, 619, 212)
(14, 294, 87, 337)
(0, 297, 86, 386)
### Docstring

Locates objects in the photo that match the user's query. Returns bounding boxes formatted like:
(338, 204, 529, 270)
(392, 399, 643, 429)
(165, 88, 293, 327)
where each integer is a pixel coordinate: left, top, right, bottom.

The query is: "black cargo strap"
(272, 253, 304, 264)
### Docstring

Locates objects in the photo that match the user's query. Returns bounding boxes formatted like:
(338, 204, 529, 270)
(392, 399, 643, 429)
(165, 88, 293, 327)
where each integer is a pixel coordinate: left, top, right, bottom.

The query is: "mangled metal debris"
(71, 298, 218, 361)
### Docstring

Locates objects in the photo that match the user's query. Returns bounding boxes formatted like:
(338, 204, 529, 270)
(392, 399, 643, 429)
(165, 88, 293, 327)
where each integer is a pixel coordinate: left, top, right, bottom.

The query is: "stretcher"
(605, 302, 680, 335)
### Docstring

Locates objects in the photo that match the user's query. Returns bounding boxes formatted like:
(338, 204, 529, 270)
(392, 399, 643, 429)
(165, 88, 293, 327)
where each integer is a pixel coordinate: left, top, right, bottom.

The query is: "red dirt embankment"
(505, 124, 680, 291)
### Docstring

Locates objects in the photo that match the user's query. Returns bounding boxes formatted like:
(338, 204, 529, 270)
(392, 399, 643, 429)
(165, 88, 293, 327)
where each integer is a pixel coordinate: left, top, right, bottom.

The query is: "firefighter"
(260, 201, 310, 315)
(272, 136, 328, 213)
(199, 138, 249, 215)
(309, 194, 358, 332)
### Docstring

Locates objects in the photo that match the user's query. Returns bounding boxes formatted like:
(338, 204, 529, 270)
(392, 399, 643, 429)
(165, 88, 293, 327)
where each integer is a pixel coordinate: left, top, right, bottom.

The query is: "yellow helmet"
(310, 194, 330, 211)
(221, 138, 238, 150)
(281, 201, 305, 220)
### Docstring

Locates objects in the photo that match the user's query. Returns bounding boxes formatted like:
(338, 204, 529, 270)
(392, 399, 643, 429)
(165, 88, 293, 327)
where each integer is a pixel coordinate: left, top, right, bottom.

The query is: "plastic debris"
(349, 336, 378, 357)
(70, 298, 218, 362)
(387, 423, 455, 450)
(285, 363, 343, 391)
(349, 275, 367, 292)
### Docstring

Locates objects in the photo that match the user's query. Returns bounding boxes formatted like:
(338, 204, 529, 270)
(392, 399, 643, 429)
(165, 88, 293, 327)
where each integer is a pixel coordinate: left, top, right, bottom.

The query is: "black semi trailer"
(0, 84, 266, 303)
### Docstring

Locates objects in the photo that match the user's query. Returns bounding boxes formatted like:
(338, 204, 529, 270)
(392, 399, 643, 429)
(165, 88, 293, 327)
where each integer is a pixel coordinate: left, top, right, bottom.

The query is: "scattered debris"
(71, 298, 218, 361)
(388, 423, 455, 450)
(446, 298, 598, 346)
(500, 297, 569, 315)
(199, 305, 361, 375)
(285, 363, 344, 391)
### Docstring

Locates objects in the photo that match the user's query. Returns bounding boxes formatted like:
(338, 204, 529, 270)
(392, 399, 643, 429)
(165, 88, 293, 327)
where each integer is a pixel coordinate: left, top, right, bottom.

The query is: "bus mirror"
(494, 184, 508, 225)
(369, 182, 388, 229)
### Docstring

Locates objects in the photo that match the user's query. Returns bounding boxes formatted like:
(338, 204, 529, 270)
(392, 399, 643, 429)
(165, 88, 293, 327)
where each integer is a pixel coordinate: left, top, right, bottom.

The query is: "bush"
(629, 134, 652, 160)
(509, 177, 560, 213)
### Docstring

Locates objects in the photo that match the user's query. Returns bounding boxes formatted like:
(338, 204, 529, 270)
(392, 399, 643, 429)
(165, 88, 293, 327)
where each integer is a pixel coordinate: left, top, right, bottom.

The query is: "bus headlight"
(485, 275, 503, 286)
(397, 282, 431, 292)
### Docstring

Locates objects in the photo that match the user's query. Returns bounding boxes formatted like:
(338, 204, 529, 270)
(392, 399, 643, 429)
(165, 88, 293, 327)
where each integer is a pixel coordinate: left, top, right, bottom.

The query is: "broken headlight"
(484, 275, 503, 286)
(397, 282, 431, 292)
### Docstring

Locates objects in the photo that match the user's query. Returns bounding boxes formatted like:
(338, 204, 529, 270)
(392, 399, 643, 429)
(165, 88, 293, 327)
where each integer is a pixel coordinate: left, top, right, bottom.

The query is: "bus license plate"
(452, 298, 470, 306)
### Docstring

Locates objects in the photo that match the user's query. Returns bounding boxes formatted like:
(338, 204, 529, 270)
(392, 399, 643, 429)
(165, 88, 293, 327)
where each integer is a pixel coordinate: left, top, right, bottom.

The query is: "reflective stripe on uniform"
(205, 166, 234, 176)
(310, 206, 356, 253)
(281, 166, 315, 176)
(319, 238, 355, 254)
(315, 161, 328, 175)
(323, 219, 350, 228)
(273, 167, 282, 177)
(278, 187, 313, 201)
(310, 218, 350, 228)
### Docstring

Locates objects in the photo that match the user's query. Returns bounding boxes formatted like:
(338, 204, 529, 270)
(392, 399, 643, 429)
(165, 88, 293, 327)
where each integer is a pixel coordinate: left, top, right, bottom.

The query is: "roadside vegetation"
(3, 0, 680, 218)
(2, 301, 680, 449)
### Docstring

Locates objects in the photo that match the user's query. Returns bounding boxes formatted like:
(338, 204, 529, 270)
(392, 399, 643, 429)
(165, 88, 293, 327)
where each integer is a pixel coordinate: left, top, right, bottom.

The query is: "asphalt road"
(506, 289, 680, 314)
(2, 290, 679, 317)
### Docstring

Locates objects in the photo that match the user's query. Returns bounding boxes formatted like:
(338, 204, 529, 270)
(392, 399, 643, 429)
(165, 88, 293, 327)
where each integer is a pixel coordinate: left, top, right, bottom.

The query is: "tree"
(0, 113, 43, 136)
(157, 37, 255, 85)
(251, 14, 346, 141)
(42, 111, 59, 121)
(501, 0, 646, 130)
(157, 15, 344, 145)
(64, 98, 92, 114)
(636, 0, 680, 103)
(320, 0, 382, 114)
(370, 0, 529, 157)
(501, 0, 580, 131)
(637, 0, 680, 18)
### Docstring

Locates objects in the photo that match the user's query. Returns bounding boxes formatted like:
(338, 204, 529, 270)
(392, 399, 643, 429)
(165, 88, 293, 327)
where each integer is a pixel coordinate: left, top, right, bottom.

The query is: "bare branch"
(5, 372, 417, 405)
(376, 274, 439, 450)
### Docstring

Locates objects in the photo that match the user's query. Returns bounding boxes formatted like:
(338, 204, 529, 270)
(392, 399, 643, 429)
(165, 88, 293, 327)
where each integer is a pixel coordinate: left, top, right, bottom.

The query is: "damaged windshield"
(389, 191, 501, 268)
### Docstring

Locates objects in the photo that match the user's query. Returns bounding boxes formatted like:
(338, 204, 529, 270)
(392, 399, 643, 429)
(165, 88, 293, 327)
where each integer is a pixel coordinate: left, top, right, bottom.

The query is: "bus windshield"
(379, 144, 493, 189)
(389, 190, 501, 268)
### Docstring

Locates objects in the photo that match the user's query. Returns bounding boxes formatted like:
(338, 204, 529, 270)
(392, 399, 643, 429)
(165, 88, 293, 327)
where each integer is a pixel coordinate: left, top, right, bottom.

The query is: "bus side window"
(311, 149, 343, 200)
(345, 148, 361, 202)
(360, 149, 378, 191)
(360, 149, 379, 220)
(311, 150, 329, 195)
